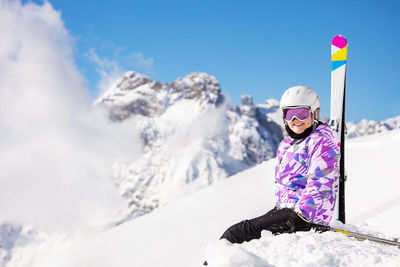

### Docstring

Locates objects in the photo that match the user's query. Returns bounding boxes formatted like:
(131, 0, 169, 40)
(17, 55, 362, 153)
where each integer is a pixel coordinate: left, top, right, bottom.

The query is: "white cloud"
(87, 48, 125, 94)
(130, 52, 155, 70)
(87, 47, 155, 95)
(0, 0, 141, 231)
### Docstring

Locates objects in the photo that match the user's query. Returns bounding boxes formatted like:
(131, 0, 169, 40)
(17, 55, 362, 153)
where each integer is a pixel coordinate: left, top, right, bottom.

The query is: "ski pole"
(312, 224, 400, 248)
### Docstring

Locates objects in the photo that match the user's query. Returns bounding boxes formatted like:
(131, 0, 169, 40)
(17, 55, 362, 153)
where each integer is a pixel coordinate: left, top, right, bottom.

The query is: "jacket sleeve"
(294, 136, 340, 225)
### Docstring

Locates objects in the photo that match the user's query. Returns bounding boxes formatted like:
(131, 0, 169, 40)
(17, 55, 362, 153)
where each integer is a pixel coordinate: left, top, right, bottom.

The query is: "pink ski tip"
(332, 35, 347, 49)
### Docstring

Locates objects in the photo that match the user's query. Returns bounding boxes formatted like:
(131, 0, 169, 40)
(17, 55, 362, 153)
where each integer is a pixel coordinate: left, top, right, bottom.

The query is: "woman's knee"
(220, 223, 243, 243)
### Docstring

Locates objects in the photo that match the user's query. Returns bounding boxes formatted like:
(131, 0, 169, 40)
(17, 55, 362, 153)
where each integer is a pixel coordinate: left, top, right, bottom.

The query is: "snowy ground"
(21, 129, 400, 267)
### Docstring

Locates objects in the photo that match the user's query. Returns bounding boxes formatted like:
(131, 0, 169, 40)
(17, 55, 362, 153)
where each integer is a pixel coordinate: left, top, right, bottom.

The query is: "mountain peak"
(96, 71, 167, 119)
(114, 71, 152, 91)
(240, 95, 253, 106)
(170, 72, 224, 106)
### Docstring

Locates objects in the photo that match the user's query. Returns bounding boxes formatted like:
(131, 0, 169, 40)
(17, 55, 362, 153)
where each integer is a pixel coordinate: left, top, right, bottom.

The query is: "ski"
(331, 227, 400, 248)
(330, 35, 348, 224)
(313, 224, 400, 248)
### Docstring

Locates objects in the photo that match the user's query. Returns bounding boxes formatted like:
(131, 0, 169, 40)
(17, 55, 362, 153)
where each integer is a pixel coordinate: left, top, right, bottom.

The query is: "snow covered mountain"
(96, 71, 283, 221)
(96, 71, 225, 119)
(346, 116, 400, 138)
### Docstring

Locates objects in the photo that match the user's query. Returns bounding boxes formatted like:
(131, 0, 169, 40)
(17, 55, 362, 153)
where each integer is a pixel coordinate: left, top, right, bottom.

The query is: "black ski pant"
(220, 207, 312, 244)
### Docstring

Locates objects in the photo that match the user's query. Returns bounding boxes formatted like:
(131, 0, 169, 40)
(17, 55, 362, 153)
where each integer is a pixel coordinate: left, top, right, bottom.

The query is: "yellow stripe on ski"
(332, 46, 348, 61)
(335, 229, 350, 235)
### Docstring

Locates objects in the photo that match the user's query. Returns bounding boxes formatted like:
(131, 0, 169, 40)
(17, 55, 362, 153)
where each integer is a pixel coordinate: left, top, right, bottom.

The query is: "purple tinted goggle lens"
(283, 107, 311, 121)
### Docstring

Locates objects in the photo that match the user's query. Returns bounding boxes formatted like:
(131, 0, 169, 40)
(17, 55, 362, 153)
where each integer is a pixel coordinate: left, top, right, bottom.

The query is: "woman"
(221, 85, 341, 244)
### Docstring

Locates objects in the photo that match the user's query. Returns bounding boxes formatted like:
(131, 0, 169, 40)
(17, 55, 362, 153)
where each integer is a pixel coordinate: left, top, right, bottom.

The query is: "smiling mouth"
(294, 123, 304, 127)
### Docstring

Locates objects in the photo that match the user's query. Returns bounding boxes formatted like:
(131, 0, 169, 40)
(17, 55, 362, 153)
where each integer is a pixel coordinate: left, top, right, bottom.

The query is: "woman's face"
(286, 115, 313, 134)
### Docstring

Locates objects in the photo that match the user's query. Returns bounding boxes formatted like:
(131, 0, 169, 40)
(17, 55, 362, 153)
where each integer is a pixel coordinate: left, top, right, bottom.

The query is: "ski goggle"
(282, 107, 311, 121)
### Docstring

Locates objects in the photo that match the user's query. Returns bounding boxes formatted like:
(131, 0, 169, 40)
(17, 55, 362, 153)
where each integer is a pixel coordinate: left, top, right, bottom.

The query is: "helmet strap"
(313, 108, 321, 120)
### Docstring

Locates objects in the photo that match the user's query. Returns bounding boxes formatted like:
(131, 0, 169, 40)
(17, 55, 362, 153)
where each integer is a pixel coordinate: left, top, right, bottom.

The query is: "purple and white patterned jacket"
(275, 123, 340, 225)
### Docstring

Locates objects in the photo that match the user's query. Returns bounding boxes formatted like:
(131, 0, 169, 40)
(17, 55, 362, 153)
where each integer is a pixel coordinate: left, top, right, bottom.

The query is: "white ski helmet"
(280, 85, 320, 120)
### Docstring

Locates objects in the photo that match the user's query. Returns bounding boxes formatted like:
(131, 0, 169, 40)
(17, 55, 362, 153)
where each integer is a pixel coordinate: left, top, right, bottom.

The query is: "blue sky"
(27, 0, 400, 122)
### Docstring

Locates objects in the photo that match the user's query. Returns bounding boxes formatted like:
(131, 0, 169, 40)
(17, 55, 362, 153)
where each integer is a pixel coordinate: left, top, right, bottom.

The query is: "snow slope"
(32, 130, 400, 267)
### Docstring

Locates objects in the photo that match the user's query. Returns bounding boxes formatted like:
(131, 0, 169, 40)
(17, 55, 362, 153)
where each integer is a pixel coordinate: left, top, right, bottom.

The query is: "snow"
(21, 130, 400, 267)
(206, 231, 400, 267)
(39, 160, 276, 267)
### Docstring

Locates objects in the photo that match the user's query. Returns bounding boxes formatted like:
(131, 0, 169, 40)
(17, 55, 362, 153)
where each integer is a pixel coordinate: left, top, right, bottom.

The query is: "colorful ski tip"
(331, 35, 347, 71)
(332, 35, 347, 49)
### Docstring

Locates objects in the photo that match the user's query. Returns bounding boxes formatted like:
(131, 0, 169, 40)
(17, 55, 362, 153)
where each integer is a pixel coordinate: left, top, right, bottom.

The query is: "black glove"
(310, 223, 331, 233)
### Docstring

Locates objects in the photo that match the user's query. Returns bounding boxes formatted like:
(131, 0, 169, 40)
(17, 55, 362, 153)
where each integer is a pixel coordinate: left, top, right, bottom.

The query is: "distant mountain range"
(97, 71, 400, 222)
(346, 116, 400, 138)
